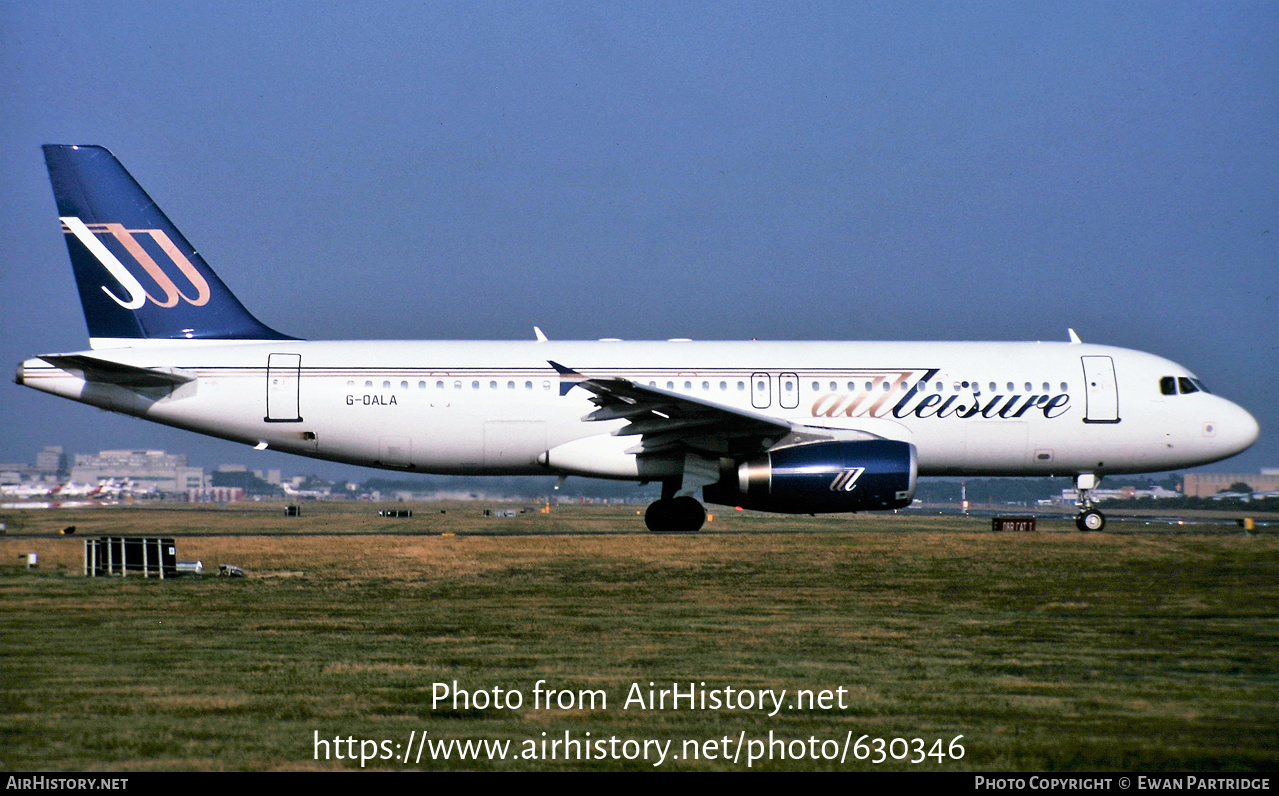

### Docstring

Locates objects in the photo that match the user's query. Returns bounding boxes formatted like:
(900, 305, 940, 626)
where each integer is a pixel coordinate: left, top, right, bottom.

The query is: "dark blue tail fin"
(42, 145, 293, 344)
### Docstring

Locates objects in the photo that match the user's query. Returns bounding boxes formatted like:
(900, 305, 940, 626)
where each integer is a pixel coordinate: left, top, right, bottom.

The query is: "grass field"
(1, 504, 1276, 771)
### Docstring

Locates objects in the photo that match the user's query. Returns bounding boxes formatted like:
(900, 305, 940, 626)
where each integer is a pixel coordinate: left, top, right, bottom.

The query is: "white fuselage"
(19, 338, 1260, 480)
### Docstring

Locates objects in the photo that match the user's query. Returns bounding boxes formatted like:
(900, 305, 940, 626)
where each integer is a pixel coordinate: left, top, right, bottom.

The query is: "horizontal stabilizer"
(39, 354, 196, 388)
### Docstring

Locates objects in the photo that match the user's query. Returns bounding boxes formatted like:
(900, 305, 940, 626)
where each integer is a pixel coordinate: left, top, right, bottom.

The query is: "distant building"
(70, 449, 204, 494)
(1061, 485, 1180, 504)
(0, 463, 37, 482)
(1183, 471, 1279, 498)
(211, 467, 283, 497)
(36, 446, 68, 478)
(188, 487, 245, 503)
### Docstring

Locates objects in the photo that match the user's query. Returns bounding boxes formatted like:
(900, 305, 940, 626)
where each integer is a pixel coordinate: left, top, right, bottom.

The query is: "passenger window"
(383, 380, 391, 389)
(684, 381, 692, 390)
(401, 381, 409, 389)
(667, 381, 674, 389)
(436, 381, 445, 389)
(508, 381, 515, 389)
(365, 380, 373, 388)
(1042, 382, 1049, 391)
(418, 381, 425, 389)
(812, 381, 820, 391)
(1007, 382, 1014, 391)
(525, 381, 533, 390)
(472, 381, 480, 389)
(1025, 382, 1032, 392)
(990, 382, 997, 391)
(347, 380, 354, 387)
(1178, 377, 1198, 394)
(1160, 377, 1176, 396)
(702, 381, 709, 390)
(1060, 382, 1068, 392)
(737, 381, 745, 391)
(453, 380, 461, 390)
(719, 381, 727, 390)
(543, 381, 551, 391)
(489, 381, 497, 389)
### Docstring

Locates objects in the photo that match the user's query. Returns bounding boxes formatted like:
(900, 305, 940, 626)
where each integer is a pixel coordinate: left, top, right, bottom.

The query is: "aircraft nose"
(1220, 401, 1261, 456)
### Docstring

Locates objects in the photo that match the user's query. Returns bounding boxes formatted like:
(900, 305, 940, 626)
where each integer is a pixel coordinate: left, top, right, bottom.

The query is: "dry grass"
(0, 504, 1275, 771)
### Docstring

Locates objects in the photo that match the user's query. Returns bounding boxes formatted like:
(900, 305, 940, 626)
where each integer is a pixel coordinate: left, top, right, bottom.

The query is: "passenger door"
(265, 353, 302, 422)
(1081, 355, 1120, 423)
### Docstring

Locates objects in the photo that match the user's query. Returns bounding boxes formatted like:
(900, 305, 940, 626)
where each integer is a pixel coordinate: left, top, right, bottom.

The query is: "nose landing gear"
(1074, 473, 1106, 532)
(1077, 508, 1106, 532)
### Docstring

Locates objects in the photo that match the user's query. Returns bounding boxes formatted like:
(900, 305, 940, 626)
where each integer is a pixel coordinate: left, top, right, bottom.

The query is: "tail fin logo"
(60, 216, 211, 309)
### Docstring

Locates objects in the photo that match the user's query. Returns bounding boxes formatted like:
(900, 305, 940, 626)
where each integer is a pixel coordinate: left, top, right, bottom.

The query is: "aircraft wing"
(550, 361, 855, 458)
(39, 354, 196, 389)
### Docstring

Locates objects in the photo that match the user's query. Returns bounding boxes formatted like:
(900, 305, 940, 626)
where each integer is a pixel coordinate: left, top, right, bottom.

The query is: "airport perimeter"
(1, 504, 1276, 771)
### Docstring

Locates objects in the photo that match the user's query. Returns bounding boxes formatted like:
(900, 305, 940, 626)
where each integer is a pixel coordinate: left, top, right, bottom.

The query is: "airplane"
(0, 482, 56, 499)
(16, 145, 1261, 532)
(46, 481, 104, 498)
(90, 478, 149, 499)
(281, 482, 332, 499)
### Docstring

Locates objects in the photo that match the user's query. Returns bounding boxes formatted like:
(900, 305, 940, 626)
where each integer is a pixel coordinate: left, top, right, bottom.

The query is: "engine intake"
(703, 439, 916, 513)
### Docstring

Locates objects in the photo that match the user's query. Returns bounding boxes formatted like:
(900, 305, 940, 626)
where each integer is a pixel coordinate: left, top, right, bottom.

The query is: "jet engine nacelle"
(703, 440, 917, 514)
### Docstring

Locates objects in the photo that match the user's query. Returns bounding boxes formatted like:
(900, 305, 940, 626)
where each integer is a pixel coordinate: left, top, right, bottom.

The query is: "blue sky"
(1, 1, 1275, 478)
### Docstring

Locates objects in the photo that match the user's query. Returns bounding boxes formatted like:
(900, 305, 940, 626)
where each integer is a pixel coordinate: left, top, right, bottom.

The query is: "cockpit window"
(1178, 377, 1199, 395)
(1160, 376, 1176, 396)
(1192, 378, 1210, 394)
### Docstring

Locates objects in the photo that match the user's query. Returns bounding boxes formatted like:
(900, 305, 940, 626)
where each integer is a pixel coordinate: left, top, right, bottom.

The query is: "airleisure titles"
(431, 680, 853, 717)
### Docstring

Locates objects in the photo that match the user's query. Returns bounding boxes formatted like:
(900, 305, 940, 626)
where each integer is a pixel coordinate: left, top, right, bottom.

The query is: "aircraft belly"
(483, 420, 547, 469)
(907, 423, 966, 475)
(964, 421, 1029, 470)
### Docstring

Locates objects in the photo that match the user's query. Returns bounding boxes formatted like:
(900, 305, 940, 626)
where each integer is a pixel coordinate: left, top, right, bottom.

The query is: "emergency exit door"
(751, 372, 772, 409)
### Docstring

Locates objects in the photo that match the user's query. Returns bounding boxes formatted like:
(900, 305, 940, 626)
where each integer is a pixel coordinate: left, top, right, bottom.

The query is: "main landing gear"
(1074, 473, 1106, 532)
(645, 483, 706, 533)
